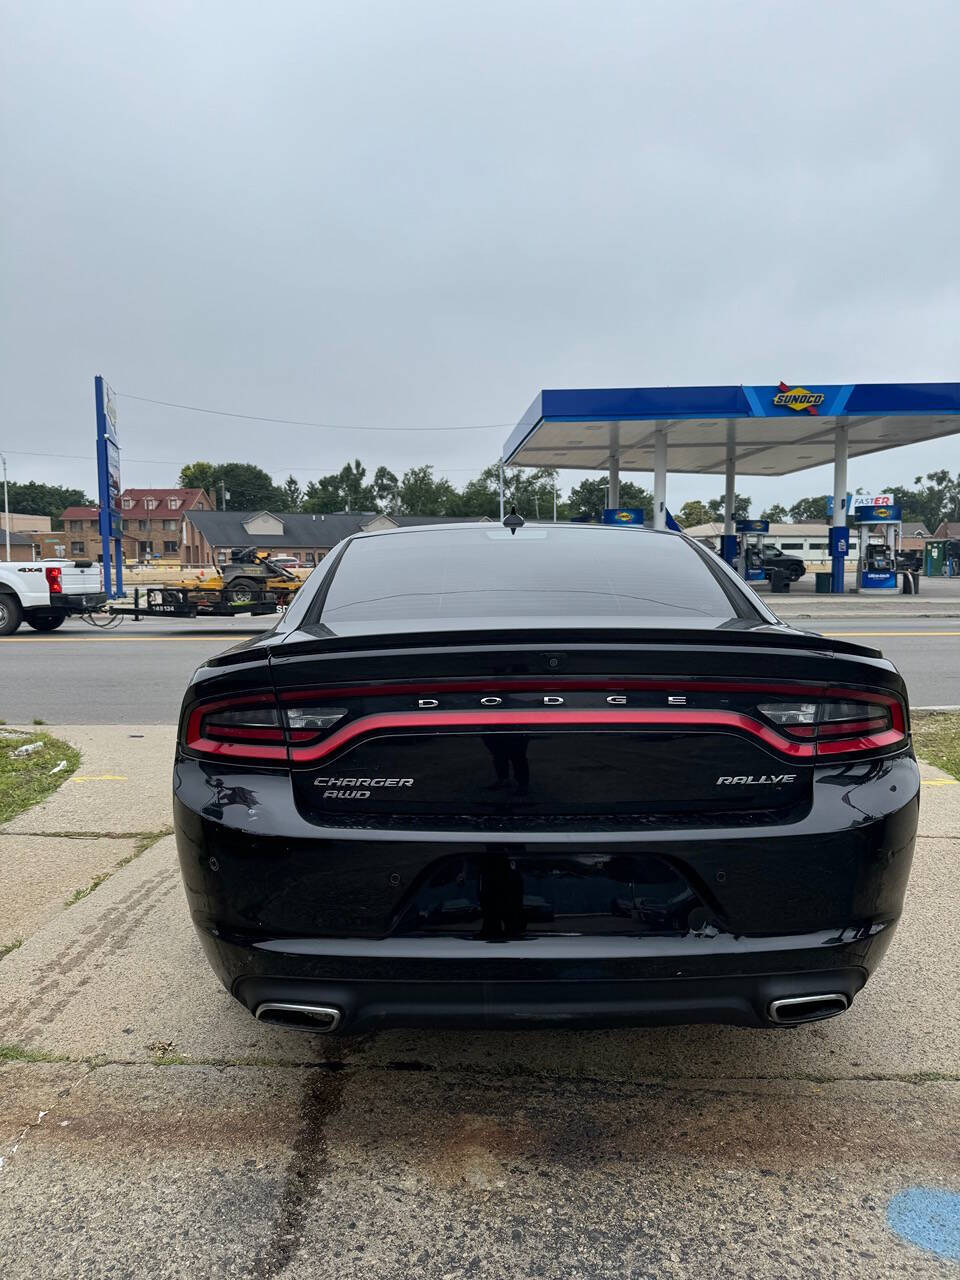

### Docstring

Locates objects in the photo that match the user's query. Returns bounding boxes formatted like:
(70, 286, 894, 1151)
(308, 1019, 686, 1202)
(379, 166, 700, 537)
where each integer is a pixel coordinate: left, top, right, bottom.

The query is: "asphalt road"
(1, 612, 959, 722)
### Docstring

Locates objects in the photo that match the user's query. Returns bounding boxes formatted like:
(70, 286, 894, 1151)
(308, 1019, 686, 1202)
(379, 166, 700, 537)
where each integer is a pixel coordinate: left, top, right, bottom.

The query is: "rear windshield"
(317, 526, 743, 623)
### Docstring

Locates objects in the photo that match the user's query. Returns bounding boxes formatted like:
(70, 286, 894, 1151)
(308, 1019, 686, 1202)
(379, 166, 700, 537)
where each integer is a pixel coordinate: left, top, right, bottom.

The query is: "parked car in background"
(268, 555, 300, 571)
(762, 546, 806, 581)
(174, 522, 918, 1035)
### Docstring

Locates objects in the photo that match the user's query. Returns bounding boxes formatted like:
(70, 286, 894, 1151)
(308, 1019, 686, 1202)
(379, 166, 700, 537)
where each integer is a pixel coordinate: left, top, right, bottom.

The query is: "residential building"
(0, 512, 53, 535)
(181, 510, 491, 568)
(2, 530, 91, 562)
(59, 488, 215, 563)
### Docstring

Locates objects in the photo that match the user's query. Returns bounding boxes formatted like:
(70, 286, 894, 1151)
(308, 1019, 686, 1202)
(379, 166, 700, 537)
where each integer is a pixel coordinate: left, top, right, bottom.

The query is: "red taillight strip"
(286, 709, 817, 764)
(186, 738, 288, 760)
(816, 717, 886, 738)
(815, 729, 905, 756)
(204, 725, 285, 742)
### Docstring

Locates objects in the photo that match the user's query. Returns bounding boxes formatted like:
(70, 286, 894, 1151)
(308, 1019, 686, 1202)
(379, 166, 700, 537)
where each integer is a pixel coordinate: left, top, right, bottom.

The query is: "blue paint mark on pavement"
(887, 1188, 960, 1262)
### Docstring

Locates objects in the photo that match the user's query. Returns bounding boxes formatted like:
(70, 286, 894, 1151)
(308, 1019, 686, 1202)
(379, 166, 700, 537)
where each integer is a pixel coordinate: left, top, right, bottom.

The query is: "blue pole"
(830, 424, 849, 593)
(94, 376, 113, 597)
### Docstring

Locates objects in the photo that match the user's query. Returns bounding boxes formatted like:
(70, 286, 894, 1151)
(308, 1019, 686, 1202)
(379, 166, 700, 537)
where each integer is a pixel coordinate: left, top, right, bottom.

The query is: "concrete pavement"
(0, 727, 958, 1276)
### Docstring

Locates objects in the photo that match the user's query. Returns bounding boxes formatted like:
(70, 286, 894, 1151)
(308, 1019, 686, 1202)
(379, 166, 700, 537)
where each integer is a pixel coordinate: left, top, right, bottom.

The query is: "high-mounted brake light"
(45, 566, 62, 594)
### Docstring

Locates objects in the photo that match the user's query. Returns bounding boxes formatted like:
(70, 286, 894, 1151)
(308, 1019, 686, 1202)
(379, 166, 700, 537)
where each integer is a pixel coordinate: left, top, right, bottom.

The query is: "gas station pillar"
(720, 423, 738, 564)
(653, 424, 667, 530)
(608, 426, 620, 510)
(830, 424, 849, 593)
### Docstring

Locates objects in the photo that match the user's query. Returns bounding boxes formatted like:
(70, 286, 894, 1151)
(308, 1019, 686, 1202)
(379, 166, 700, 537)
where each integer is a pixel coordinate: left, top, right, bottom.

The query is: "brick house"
(181, 510, 491, 567)
(60, 488, 215, 563)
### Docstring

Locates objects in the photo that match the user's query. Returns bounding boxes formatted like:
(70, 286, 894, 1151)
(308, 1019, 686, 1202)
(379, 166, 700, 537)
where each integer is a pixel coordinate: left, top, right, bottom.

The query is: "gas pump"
(854, 501, 901, 590)
(734, 519, 769, 582)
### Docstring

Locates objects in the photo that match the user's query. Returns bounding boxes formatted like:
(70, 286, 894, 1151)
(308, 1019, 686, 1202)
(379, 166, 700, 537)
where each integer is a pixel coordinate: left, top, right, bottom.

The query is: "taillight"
(183, 695, 287, 761)
(45, 566, 62, 594)
(181, 682, 908, 765)
(757, 693, 906, 757)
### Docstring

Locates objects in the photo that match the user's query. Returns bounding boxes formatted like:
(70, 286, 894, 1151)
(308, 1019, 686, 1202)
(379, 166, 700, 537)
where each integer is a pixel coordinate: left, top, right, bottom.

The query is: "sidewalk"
(0, 725, 174, 953)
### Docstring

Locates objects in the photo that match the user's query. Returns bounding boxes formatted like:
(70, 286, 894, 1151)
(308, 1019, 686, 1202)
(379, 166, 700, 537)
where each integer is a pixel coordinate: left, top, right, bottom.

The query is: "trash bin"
(815, 572, 832, 594)
(901, 571, 920, 595)
(770, 568, 791, 594)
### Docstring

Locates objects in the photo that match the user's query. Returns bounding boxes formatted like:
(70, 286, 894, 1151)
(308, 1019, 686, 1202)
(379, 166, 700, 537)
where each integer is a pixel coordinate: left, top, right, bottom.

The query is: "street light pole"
(1, 453, 10, 563)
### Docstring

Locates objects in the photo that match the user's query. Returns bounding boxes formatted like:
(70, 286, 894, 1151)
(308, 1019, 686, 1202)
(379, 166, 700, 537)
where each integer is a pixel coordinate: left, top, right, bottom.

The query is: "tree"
(213, 462, 284, 511)
(179, 461, 217, 492)
(882, 471, 960, 531)
(567, 477, 653, 521)
(452, 466, 501, 519)
(676, 500, 713, 528)
(301, 476, 344, 514)
(707, 492, 751, 521)
(280, 475, 302, 512)
(397, 465, 457, 516)
(788, 495, 829, 522)
(301, 460, 377, 514)
(759, 503, 789, 523)
(5, 482, 94, 524)
(371, 466, 399, 512)
(178, 461, 282, 510)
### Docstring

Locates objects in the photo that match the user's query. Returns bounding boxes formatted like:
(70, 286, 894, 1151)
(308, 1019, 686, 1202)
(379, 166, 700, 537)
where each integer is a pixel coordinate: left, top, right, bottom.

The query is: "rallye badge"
(772, 382, 824, 414)
(614, 510, 633, 522)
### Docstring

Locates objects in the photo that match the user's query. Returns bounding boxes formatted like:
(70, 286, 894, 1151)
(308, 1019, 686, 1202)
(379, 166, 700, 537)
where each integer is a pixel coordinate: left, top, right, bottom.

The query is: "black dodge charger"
(173, 522, 919, 1034)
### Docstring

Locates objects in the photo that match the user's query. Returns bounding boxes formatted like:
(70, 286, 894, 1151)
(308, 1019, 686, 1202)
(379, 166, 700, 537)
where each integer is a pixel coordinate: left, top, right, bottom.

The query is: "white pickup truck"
(0, 559, 107, 635)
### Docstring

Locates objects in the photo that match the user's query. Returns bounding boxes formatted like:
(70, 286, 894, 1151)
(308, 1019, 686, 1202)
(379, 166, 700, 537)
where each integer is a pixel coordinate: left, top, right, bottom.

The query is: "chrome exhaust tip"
(253, 1002, 343, 1033)
(768, 993, 849, 1025)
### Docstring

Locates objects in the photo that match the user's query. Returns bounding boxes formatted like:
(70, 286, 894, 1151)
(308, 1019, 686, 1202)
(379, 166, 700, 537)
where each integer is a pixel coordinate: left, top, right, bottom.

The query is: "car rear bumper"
(174, 751, 919, 1032)
(201, 929, 882, 1032)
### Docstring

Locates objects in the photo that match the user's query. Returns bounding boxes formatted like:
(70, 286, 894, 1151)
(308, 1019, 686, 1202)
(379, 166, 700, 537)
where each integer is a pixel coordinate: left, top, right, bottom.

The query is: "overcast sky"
(2, 0, 958, 511)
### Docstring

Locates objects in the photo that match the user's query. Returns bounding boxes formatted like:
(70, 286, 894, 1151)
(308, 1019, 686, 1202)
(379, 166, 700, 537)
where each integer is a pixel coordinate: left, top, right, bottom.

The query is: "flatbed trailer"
(108, 585, 281, 620)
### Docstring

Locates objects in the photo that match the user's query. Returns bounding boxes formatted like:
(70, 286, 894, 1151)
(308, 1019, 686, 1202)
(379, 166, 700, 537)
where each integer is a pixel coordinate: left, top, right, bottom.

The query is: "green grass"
(64, 872, 111, 906)
(0, 938, 23, 961)
(63, 828, 172, 909)
(912, 711, 960, 780)
(0, 732, 81, 825)
(0, 1043, 69, 1064)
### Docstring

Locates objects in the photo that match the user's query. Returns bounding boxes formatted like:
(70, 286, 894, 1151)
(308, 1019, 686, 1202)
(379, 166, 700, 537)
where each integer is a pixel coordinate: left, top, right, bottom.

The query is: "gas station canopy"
(503, 383, 960, 476)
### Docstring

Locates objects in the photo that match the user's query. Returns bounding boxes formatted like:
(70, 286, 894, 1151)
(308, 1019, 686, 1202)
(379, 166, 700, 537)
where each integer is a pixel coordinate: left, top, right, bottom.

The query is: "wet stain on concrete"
(250, 1067, 346, 1279)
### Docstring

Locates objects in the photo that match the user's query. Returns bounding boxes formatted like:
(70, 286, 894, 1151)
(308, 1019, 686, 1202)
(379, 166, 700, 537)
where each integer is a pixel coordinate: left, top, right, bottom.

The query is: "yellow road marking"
(921, 778, 959, 786)
(825, 630, 960, 637)
(0, 635, 250, 643)
(69, 774, 128, 782)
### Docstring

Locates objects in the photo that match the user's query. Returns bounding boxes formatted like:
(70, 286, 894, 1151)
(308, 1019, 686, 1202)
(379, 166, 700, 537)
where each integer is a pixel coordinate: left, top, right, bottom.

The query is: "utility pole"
(1, 453, 9, 562)
(220, 481, 230, 511)
(498, 462, 505, 521)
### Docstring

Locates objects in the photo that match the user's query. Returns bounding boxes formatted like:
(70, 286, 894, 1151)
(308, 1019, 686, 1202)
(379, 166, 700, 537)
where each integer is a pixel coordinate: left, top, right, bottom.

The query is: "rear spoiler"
(269, 622, 883, 661)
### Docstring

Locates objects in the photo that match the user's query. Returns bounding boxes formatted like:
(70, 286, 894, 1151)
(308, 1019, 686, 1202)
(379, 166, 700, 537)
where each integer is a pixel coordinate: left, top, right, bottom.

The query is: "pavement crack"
(249, 1068, 346, 1280)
